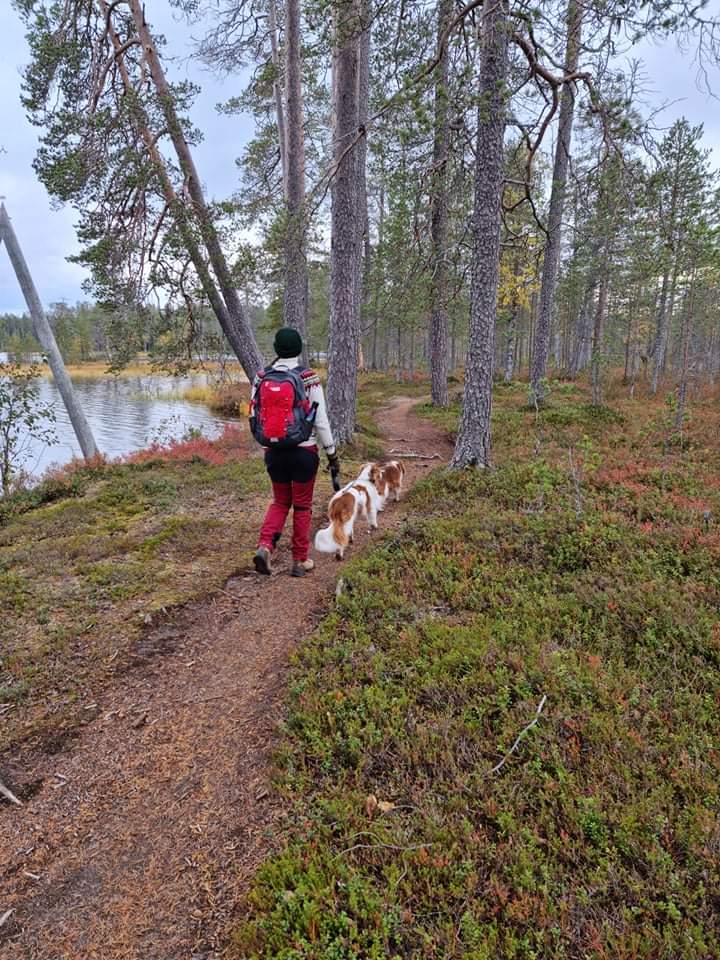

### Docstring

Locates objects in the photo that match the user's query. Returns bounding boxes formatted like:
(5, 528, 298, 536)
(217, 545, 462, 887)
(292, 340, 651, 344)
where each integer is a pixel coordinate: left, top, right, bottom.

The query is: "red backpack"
(249, 366, 318, 448)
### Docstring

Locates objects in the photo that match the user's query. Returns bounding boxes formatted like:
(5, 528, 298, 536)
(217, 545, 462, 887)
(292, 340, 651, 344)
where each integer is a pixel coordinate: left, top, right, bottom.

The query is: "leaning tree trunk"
(0, 204, 99, 460)
(283, 0, 308, 336)
(101, 3, 261, 377)
(327, 0, 362, 443)
(450, 0, 509, 469)
(529, 0, 583, 406)
(429, 0, 453, 407)
(127, 0, 263, 377)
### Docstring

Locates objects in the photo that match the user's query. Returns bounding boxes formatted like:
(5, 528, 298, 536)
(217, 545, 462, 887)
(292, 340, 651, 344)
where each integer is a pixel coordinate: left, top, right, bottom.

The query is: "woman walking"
(250, 328, 339, 577)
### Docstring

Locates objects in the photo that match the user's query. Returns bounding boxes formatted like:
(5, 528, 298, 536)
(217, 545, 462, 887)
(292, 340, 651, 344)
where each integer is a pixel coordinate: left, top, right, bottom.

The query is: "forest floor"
(233, 377, 720, 960)
(3, 374, 720, 959)
(0, 388, 450, 959)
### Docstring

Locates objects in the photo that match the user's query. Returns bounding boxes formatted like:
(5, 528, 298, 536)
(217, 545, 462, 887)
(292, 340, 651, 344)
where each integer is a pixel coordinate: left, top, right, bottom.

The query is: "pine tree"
(450, 0, 509, 469)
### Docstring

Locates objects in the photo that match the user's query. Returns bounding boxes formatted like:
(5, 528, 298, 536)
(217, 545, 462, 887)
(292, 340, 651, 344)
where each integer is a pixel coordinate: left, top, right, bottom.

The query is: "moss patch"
(0, 455, 269, 751)
(233, 376, 720, 959)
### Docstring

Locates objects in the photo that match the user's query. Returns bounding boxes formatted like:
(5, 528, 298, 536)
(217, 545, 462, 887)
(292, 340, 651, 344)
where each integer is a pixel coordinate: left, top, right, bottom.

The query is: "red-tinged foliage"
(43, 453, 109, 483)
(126, 424, 250, 466)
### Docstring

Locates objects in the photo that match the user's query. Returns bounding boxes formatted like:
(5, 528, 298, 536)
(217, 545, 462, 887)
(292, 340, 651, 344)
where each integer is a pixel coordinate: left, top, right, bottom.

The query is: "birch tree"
(0, 204, 99, 460)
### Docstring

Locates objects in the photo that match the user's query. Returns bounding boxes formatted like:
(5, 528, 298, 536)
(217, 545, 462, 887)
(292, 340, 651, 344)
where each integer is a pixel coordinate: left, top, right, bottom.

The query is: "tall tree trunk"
(650, 270, 671, 395)
(127, 0, 264, 377)
(327, 0, 362, 443)
(370, 180, 385, 370)
(450, 317, 457, 374)
(568, 282, 594, 377)
(450, 0, 509, 469)
(504, 306, 517, 382)
(675, 268, 696, 430)
(283, 0, 308, 336)
(529, 0, 583, 406)
(355, 4, 371, 359)
(268, 0, 287, 187)
(652, 257, 680, 394)
(0, 204, 99, 460)
(429, 0, 453, 407)
(650, 159, 682, 394)
(591, 269, 609, 407)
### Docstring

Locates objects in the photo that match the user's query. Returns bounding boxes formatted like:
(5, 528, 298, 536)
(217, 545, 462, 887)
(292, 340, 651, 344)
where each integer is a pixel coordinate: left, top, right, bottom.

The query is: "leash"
(330, 465, 341, 492)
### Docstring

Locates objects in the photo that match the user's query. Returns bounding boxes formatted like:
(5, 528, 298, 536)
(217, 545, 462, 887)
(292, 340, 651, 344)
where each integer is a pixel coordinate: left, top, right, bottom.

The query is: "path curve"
(0, 397, 452, 959)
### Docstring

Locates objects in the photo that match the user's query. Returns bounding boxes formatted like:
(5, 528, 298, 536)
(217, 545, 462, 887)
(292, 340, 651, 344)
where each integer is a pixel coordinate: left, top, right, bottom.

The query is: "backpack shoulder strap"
(261, 364, 307, 402)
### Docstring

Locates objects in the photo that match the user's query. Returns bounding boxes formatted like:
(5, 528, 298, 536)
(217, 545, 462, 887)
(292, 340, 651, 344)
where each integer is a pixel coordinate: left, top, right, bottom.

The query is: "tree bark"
(650, 148, 683, 394)
(0, 204, 99, 460)
(591, 269, 609, 407)
(450, 0, 509, 469)
(282, 0, 308, 337)
(429, 0, 453, 407)
(504, 306, 517, 382)
(268, 0, 287, 188)
(529, 0, 582, 406)
(355, 1, 371, 350)
(652, 256, 680, 394)
(675, 268, 696, 430)
(370, 180, 385, 370)
(327, 0, 363, 443)
(568, 282, 594, 377)
(127, 0, 264, 378)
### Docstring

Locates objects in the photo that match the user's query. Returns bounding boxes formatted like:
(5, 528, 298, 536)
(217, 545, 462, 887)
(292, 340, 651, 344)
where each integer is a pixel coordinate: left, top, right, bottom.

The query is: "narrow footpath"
(0, 397, 453, 959)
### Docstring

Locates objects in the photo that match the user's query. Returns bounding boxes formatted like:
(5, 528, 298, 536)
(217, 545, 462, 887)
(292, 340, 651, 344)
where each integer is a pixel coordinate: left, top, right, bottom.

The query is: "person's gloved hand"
(327, 452, 341, 491)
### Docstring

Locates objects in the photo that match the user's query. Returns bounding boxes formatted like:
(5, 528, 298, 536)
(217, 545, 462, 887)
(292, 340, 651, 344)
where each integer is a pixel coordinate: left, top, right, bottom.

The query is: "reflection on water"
(9, 369, 246, 479)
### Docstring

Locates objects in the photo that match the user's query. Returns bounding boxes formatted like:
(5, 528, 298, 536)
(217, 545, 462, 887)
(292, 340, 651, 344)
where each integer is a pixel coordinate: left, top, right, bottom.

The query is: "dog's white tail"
(314, 524, 340, 554)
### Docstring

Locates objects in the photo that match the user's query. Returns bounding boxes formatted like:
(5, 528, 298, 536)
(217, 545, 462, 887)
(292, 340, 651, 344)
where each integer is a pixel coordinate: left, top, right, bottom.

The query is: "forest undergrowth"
(0, 375, 391, 757)
(232, 374, 720, 959)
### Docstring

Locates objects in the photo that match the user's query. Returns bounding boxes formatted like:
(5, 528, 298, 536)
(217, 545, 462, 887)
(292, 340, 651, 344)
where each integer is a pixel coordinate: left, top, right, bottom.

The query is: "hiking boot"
(291, 559, 315, 578)
(253, 546, 272, 575)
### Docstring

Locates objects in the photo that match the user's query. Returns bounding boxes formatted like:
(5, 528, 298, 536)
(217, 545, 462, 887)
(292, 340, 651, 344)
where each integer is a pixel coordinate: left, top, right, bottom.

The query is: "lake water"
(0, 354, 246, 479)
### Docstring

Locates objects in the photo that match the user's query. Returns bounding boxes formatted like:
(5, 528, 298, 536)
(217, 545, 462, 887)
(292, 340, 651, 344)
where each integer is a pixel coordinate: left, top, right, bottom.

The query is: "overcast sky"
(2, 1, 720, 315)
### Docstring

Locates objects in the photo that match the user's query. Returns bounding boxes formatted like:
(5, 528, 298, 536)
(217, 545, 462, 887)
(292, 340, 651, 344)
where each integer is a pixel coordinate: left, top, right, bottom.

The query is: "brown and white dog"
(381, 459, 405, 502)
(314, 481, 377, 559)
(357, 462, 389, 512)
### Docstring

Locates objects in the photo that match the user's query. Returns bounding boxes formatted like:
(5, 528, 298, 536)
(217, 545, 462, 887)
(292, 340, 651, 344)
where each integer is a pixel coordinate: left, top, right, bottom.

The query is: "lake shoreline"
(3, 363, 249, 480)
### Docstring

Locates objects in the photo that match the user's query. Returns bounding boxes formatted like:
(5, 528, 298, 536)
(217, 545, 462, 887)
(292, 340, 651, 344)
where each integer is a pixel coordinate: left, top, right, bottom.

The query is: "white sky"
(2, 0, 720, 314)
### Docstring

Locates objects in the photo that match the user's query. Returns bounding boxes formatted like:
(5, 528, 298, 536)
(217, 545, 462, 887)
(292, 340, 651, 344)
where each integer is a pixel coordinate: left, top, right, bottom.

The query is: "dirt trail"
(0, 398, 452, 959)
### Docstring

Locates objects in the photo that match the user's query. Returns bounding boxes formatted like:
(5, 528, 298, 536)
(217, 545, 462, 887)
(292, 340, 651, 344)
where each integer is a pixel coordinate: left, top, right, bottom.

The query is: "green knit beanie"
(273, 327, 303, 358)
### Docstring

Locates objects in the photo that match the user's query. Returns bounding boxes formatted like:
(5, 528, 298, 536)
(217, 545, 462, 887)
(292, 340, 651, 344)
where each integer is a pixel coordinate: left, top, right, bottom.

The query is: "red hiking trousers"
(258, 445, 319, 562)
